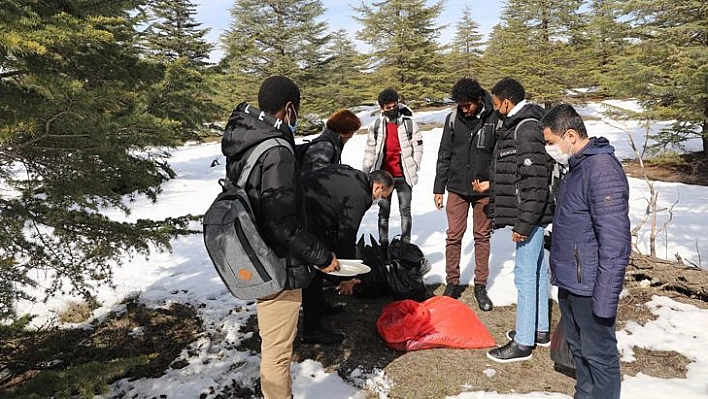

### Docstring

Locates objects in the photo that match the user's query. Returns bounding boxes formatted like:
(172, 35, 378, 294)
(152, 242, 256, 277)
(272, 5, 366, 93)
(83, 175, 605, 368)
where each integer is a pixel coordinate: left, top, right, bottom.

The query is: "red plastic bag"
(376, 300, 434, 344)
(377, 296, 496, 351)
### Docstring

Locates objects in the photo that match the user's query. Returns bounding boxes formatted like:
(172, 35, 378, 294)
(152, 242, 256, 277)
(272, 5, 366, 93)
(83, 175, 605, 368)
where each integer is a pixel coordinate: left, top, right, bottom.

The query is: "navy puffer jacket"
(550, 137, 630, 318)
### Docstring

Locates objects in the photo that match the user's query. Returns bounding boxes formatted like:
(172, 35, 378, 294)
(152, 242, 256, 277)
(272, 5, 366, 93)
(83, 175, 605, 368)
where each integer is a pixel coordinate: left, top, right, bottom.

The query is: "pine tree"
(445, 5, 485, 82)
(609, 1, 708, 156)
(482, 0, 585, 108)
(143, 0, 223, 140)
(0, 0, 194, 320)
(309, 30, 368, 113)
(218, 0, 333, 118)
(354, 0, 446, 105)
(144, 0, 212, 65)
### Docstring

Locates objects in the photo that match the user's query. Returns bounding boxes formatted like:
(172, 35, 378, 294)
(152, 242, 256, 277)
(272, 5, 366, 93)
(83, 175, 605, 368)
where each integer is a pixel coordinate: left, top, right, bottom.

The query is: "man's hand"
(511, 231, 528, 243)
(472, 179, 490, 193)
(336, 279, 361, 295)
(434, 194, 444, 209)
(319, 253, 340, 274)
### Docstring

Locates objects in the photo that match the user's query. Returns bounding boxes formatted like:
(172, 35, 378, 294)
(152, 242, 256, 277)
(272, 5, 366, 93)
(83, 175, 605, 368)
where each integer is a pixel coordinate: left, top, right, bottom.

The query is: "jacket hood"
(569, 136, 615, 168)
(503, 102, 546, 128)
(221, 102, 295, 160)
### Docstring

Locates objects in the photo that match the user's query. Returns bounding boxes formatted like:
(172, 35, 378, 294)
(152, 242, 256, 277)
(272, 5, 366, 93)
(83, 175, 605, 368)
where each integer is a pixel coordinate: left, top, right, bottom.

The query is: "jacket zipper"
(574, 245, 582, 283)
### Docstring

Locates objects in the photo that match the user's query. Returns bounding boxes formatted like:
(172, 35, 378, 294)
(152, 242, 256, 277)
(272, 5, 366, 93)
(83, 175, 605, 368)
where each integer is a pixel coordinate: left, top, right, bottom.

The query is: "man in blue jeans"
(480, 78, 554, 362)
(542, 104, 630, 398)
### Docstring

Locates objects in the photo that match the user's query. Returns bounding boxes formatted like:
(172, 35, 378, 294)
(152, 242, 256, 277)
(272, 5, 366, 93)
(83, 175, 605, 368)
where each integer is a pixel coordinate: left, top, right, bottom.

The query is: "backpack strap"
(513, 118, 539, 141)
(235, 138, 294, 188)
(448, 108, 458, 132)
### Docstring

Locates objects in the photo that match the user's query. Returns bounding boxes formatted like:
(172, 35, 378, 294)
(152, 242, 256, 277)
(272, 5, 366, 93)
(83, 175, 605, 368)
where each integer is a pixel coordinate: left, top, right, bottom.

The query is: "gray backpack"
(203, 138, 293, 300)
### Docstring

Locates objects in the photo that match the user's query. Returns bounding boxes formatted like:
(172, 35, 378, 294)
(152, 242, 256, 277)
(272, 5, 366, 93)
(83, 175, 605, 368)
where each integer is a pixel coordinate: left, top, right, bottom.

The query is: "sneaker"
(442, 283, 464, 299)
(505, 330, 551, 347)
(487, 340, 533, 363)
(473, 284, 493, 311)
(301, 326, 344, 345)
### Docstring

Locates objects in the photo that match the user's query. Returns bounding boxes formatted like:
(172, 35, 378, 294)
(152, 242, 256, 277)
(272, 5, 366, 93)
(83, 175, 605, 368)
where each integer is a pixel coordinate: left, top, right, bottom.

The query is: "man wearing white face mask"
(301, 166, 394, 343)
(541, 104, 630, 399)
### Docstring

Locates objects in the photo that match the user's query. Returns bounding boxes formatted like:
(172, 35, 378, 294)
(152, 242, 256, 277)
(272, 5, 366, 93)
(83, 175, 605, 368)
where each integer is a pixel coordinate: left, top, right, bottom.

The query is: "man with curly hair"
(434, 77, 498, 309)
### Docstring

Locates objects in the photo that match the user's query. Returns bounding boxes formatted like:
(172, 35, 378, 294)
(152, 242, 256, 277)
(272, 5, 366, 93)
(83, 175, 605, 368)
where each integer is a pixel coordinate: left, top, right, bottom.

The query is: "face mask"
(287, 106, 298, 133)
(382, 107, 399, 120)
(545, 135, 572, 165)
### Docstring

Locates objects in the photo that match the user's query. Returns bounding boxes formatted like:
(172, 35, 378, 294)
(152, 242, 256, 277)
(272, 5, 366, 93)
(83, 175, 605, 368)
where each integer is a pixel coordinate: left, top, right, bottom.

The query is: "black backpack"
(203, 138, 294, 300)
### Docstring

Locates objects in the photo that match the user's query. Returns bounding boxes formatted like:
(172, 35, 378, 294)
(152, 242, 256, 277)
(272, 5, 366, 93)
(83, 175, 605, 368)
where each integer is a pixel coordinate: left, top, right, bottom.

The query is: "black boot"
(442, 283, 464, 299)
(474, 284, 493, 311)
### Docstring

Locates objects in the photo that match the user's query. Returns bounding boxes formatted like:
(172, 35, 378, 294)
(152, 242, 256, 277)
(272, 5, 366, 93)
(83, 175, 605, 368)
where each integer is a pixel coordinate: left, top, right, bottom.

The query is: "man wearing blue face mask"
(541, 104, 630, 399)
(221, 75, 339, 399)
(362, 88, 424, 249)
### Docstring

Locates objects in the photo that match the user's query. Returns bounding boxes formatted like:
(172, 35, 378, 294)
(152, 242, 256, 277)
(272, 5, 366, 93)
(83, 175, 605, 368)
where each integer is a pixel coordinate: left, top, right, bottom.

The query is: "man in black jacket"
(434, 78, 497, 310)
(301, 166, 394, 344)
(221, 76, 339, 399)
(478, 77, 554, 363)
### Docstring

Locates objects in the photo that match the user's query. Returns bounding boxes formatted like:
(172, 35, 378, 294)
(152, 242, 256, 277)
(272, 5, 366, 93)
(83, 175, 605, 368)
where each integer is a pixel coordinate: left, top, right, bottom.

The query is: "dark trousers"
(558, 288, 621, 399)
(378, 177, 412, 244)
(444, 193, 492, 286)
(302, 272, 326, 331)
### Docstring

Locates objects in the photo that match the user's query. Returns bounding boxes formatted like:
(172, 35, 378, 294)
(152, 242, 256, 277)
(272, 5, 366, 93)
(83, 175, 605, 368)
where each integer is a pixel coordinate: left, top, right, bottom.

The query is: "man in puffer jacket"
(362, 88, 423, 246)
(481, 77, 554, 363)
(542, 104, 630, 399)
(222, 76, 339, 399)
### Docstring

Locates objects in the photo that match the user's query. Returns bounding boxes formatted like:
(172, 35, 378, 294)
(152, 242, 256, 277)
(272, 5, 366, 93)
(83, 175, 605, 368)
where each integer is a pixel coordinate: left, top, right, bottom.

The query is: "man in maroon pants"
(434, 78, 498, 310)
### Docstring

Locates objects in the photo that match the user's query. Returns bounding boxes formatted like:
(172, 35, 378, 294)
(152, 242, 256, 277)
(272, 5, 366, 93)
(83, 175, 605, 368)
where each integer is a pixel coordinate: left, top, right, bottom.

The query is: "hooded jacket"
(302, 164, 373, 259)
(489, 102, 554, 235)
(434, 91, 498, 198)
(362, 104, 423, 186)
(300, 127, 343, 172)
(222, 102, 332, 289)
(550, 137, 630, 319)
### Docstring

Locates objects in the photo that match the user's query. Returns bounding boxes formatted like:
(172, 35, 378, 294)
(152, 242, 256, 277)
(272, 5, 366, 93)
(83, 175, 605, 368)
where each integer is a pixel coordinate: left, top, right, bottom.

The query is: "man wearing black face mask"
(362, 88, 424, 249)
(434, 78, 498, 309)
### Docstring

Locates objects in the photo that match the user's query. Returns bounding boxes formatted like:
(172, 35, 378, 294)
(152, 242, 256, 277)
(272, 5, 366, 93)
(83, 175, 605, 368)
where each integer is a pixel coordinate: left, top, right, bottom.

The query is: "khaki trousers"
(257, 288, 302, 399)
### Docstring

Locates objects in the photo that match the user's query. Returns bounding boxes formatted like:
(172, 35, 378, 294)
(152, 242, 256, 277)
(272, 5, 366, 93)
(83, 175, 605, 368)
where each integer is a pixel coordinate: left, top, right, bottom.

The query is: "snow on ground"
(14, 100, 708, 398)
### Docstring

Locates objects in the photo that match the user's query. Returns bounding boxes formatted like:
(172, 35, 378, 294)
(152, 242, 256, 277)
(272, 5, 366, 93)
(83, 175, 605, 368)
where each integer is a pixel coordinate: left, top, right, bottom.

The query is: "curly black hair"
(491, 77, 525, 105)
(451, 78, 485, 103)
(258, 75, 301, 114)
(377, 88, 399, 106)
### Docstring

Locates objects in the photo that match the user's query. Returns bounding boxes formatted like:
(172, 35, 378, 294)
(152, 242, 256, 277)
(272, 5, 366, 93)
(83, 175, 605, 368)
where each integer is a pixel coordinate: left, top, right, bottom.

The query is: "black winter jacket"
(300, 127, 343, 172)
(302, 164, 373, 259)
(434, 92, 498, 198)
(222, 102, 333, 289)
(489, 103, 554, 236)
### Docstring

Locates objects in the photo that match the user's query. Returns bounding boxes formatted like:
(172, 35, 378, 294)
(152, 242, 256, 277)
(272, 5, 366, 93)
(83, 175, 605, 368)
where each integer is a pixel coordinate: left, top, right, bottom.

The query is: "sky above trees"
(193, 0, 504, 62)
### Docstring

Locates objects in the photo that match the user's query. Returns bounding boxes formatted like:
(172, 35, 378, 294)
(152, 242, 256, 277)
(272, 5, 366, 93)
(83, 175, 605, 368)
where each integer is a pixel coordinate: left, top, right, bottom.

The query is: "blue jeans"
(513, 225, 550, 346)
(378, 177, 412, 243)
(559, 288, 621, 399)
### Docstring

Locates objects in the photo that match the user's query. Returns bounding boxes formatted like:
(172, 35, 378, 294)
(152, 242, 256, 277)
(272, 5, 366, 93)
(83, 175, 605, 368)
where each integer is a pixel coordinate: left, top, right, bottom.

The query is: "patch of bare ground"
(622, 151, 708, 186)
(1, 253, 705, 398)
